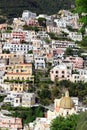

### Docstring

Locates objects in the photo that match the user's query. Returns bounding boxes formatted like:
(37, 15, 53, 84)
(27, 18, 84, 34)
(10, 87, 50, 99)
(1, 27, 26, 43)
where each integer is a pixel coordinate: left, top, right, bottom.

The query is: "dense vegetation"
(0, 0, 75, 18)
(76, 0, 87, 25)
(51, 114, 78, 130)
(51, 111, 87, 130)
(75, 0, 87, 46)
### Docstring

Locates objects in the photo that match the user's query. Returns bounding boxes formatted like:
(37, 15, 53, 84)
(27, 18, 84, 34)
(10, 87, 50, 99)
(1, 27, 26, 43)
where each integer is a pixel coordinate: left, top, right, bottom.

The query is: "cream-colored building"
(4, 63, 34, 81)
(47, 25, 61, 34)
(22, 93, 36, 107)
(47, 91, 77, 120)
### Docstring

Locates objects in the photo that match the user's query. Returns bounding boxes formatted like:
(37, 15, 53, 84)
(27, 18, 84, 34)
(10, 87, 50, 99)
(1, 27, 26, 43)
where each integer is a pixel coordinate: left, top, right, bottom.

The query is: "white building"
(70, 74, 83, 83)
(22, 10, 36, 21)
(24, 54, 34, 63)
(1, 32, 13, 41)
(3, 43, 33, 54)
(68, 32, 82, 41)
(54, 19, 67, 28)
(34, 57, 46, 70)
(3, 91, 22, 106)
(74, 68, 87, 82)
(51, 40, 76, 49)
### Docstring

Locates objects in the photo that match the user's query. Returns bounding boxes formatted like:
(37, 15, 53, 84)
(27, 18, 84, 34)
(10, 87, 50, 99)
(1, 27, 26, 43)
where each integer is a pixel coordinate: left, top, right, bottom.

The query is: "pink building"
(64, 56, 83, 68)
(50, 63, 72, 81)
(0, 113, 22, 130)
(26, 18, 39, 26)
(12, 31, 25, 43)
(53, 48, 64, 58)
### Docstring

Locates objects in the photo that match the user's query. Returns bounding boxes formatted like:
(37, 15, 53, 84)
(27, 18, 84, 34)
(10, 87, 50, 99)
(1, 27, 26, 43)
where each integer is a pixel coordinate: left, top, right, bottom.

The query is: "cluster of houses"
(0, 110, 23, 130)
(0, 9, 87, 130)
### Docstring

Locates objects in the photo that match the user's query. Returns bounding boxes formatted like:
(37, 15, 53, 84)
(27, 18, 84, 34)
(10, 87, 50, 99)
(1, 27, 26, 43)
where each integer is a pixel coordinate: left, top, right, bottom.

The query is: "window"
(62, 71, 64, 74)
(75, 76, 76, 79)
(55, 75, 58, 78)
(16, 100, 18, 103)
(16, 70, 19, 72)
(62, 75, 64, 78)
(56, 71, 58, 74)
(67, 67, 70, 69)
(7, 77, 9, 80)
(67, 112, 69, 115)
(22, 77, 24, 80)
(15, 88, 17, 91)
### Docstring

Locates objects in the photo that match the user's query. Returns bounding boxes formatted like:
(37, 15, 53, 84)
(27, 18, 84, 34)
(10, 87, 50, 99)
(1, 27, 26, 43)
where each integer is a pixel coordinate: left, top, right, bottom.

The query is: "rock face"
(0, 0, 75, 17)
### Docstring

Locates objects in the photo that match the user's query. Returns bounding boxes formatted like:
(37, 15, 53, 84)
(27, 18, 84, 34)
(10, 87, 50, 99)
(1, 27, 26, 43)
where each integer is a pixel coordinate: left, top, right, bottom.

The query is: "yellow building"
(4, 63, 34, 81)
(10, 83, 28, 92)
(9, 53, 24, 65)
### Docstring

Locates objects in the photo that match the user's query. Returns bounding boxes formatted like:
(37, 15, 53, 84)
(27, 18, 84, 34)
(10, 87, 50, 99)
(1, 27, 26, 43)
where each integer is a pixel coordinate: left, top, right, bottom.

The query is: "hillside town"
(0, 9, 87, 130)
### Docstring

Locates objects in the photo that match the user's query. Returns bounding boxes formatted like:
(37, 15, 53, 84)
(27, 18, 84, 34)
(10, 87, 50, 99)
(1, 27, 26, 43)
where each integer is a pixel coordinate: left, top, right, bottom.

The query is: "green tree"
(76, 0, 87, 20)
(65, 47, 73, 56)
(28, 50, 33, 54)
(38, 17, 46, 27)
(76, 0, 87, 33)
(38, 88, 51, 99)
(51, 114, 78, 130)
(80, 36, 87, 47)
(76, 111, 87, 130)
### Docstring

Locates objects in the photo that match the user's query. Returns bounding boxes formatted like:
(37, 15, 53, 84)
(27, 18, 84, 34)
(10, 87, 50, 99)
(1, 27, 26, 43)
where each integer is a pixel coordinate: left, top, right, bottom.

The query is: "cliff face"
(0, 0, 75, 18)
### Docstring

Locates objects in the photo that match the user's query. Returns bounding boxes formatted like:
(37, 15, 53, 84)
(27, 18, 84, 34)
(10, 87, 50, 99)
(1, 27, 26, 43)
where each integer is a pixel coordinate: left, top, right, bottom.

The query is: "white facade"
(3, 91, 22, 106)
(75, 68, 87, 82)
(22, 10, 36, 21)
(54, 19, 67, 28)
(51, 40, 76, 49)
(68, 32, 82, 41)
(24, 54, 34, 63)
(35, 57, 45, 69)
(70, 74, 84, 83)
(3, 43, 33, 54)
(0, 83, 10, 92)
(1, 33, 13, 40)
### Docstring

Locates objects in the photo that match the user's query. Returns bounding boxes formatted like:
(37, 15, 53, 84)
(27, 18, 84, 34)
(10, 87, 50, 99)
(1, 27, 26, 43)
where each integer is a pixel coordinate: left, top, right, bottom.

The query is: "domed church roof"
(60, 90, 74, 109)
